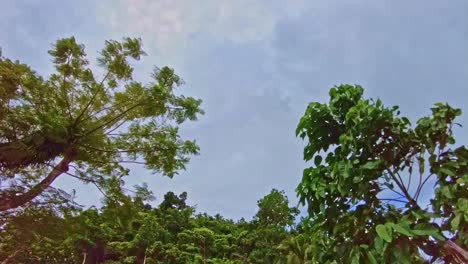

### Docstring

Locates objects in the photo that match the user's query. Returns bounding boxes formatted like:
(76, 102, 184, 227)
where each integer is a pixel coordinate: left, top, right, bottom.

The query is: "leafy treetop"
(0, 37, 203, 211)
(296, 85, 467, 263)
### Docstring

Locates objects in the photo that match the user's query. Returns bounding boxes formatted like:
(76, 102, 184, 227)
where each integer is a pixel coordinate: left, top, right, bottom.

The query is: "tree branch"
(406, 160, 413, 194)
(84, 101, 144, 137)
(78, 144, 147, 153)
(73, 71, 110, 128)
(380, 198, 408, 203)
(1, 244, 26, 264)
(443, 240, 468, 264)
(386, 169, 420, 209)
(0, 148, 76, 212)
(415, 173, 434, 202)
(381, 186, 407, 200)
(60, 55, 74, 121)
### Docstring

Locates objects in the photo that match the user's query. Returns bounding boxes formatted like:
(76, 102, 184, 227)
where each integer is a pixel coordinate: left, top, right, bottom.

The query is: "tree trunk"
(0, 148, 76, 211)
(203, 239, 207, 264)
(1, 246, 24, 264)
(143, 246, 148, 264)
(82, 252, 87, 264)
(443, 240, 468, 264)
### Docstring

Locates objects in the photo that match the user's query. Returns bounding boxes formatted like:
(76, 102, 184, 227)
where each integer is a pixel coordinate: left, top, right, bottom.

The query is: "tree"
(296, 85, 467, 263)
(159, 191, 189, 211)
(254, 189, 299, 228)
(0, 37, 203, 211)
(247, 189, 299, 263)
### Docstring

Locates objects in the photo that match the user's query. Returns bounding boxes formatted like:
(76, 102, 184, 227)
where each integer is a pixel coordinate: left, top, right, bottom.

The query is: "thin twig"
(73, 71, 111, 128)
(381, 187, 407, 200)
(415, 173, 434, 202)
(406, 159, 413, 194)
(84, 101, 145, 137)
(386, 169, 420, 209)
(380, 198, 408, 203)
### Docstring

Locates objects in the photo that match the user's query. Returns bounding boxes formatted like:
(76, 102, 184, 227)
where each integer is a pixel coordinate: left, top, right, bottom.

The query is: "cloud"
(99, 0, 306, 53)
(94, 0, 468, 219)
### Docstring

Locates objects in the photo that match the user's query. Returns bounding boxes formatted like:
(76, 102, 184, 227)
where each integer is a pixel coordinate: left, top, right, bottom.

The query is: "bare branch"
(386, 169, 420, 209)
(73, 71, 110, 128)
(380, 198, 408, 204)
(84, 101, 144, 137)
(0, 148, 76, 212)
(415, 173, 434, 202)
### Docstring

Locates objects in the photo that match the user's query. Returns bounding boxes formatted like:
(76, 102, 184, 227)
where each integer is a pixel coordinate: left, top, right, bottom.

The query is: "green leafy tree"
(178, 227, 216, 263)
(247, 189, 299, 263)
(157, 191, 194, 237)
(0, 37, 203, 211)
(193, 213, 240, 260)
(254, 189, 299, 228)
(296, 85, 467, 263)
(159, 191, 189, 211)
(66, 208, 107, 264)
(106, 212, 170, 264)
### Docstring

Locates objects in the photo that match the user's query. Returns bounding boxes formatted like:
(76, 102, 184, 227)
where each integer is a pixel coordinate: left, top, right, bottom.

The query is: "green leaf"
(451, 215, 461, 231)
(353, 176, 361, 183)
(375, 98, 382, 108)
(376, 224, 392, 243)
(350, 249, 360, 264)
(412, 224, 444, 240)
(362, 160, 381, 170)
(314, 155, 323, 167)
(458, 198, 468, 213)
(418, 157, 425, 175)
(440, 167, 456, 176)
(393, 251, 412, 264)
(366, 252, 378, 264)
(374, 236, 384, 253)
(389, 223, 412, 237)
(441, 186, 455, 199)
(401, 117, 410, 125)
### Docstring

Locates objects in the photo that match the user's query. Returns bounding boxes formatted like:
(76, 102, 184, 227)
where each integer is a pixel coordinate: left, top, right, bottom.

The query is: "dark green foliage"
(0, 189, 300, 264)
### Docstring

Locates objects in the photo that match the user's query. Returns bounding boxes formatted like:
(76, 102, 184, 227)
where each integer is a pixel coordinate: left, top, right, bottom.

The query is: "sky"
(1, 0, 467, 220)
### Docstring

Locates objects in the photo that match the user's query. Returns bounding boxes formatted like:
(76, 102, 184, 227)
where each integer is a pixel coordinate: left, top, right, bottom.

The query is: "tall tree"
(254, 189, 299, 228)
(296, 85, 467, 263)
(248, 189, 299, 264)
(0, 37, 203, 211)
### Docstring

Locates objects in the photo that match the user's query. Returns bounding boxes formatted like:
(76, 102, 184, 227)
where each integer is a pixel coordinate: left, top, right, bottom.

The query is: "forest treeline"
(0, 37, 466, 263)
(1, 188, 303, 263)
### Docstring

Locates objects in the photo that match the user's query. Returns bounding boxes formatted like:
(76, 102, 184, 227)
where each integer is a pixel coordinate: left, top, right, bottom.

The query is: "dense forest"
(0, 37, 467, 263)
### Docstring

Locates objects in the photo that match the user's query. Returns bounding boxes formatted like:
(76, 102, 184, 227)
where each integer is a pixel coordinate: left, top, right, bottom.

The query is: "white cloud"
(99, 0, 306, 51)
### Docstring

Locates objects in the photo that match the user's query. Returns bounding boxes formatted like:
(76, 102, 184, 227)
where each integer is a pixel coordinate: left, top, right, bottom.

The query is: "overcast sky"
(1, 0, 467, 220)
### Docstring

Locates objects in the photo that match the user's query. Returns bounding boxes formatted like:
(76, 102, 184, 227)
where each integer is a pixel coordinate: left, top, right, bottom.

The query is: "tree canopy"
(0, 37, 203, 211)
(0, 189, 301, 264)
(296, 85, 467, 263)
